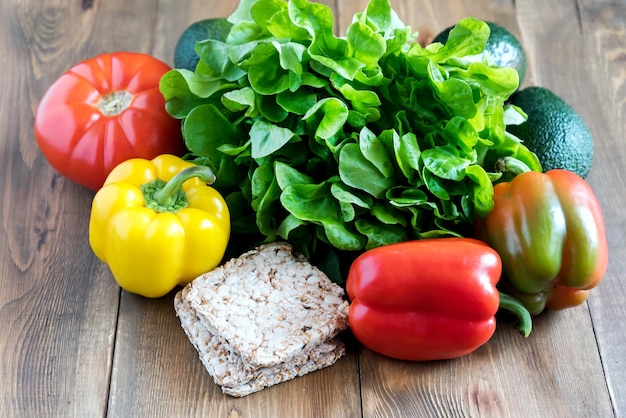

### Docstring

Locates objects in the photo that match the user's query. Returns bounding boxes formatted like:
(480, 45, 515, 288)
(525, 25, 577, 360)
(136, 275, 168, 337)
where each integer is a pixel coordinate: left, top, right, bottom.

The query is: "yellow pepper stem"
(141, 165, 217, 213)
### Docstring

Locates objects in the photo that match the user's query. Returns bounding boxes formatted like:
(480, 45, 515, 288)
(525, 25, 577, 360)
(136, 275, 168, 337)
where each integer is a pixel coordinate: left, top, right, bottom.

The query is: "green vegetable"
(433, 21, 527, 88)
(174, 18, 234, 71)
(159, 0, 541, 281)
(507, 86, 594, 178)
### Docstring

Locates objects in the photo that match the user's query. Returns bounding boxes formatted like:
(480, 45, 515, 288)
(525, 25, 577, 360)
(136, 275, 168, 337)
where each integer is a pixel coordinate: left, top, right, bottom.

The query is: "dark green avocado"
(508, 86, 594, 178)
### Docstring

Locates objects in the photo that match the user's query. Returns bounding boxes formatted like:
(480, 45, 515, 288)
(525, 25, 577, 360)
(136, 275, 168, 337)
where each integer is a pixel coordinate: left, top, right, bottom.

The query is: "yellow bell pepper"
(89, 154, 230, 298)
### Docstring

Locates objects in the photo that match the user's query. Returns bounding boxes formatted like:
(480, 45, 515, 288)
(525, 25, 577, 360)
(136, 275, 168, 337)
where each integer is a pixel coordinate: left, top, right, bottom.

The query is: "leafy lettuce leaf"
(160, 0, 540, 282)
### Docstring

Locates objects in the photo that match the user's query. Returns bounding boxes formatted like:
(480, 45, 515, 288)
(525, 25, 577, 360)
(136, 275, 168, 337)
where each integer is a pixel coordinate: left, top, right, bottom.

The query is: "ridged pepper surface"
(89, 154, 230, 298)
(479, 169, 608, 315)
(346, 238, 505, 361)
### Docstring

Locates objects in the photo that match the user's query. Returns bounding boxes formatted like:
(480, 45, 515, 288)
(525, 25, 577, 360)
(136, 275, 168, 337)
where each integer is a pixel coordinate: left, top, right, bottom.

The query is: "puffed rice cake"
(174, 242, 350, 397)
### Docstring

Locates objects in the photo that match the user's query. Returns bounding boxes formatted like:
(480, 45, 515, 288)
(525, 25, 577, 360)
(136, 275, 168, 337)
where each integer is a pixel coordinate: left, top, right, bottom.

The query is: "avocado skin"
(174, 18, 233, 71)
(508, 86, 594, 178)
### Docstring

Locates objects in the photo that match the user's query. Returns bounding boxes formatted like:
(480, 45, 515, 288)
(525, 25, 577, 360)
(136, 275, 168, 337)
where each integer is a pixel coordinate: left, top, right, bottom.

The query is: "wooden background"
(1, 0, 624, 417)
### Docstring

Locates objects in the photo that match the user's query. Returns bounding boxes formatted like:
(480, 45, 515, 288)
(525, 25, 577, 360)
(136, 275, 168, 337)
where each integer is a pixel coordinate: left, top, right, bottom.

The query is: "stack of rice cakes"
(174, 242, 350, 397)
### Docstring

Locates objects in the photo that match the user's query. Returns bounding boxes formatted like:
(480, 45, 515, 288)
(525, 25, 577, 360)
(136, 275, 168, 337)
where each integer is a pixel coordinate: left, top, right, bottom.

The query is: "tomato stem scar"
(98, 90, 133, 116)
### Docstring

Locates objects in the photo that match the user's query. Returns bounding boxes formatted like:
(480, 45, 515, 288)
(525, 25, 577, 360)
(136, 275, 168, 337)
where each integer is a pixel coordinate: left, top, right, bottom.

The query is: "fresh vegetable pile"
(33, 0, 609, 365)
(159, 0, 540, 279)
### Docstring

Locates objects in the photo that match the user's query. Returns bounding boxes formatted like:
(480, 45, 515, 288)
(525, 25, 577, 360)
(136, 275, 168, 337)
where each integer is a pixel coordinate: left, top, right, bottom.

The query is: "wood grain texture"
(576, 0, 626, 414)
(1, 0, 119, 417)
(358, 311, 613, 418)
(0, 0, 624, 417)
(107, 292, 361, 417)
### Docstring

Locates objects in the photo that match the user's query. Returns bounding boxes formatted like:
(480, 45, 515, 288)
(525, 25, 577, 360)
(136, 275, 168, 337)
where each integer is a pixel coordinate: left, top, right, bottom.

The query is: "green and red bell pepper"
(477, 165, 608, 315)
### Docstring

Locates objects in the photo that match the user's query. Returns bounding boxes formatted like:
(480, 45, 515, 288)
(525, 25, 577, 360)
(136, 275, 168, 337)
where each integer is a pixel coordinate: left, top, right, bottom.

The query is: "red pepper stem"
(495, 156, 533, 177)
(499, 291, 533, 337)
(142, 165, 216, 213)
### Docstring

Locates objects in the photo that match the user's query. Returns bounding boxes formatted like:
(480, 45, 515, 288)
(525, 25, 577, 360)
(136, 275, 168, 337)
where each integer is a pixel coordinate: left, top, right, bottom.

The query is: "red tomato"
(34, 52, 185, 191)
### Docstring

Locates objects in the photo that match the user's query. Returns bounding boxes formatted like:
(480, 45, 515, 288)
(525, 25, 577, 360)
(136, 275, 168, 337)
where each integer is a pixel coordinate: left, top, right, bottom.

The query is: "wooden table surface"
(1, 0, 624, 417)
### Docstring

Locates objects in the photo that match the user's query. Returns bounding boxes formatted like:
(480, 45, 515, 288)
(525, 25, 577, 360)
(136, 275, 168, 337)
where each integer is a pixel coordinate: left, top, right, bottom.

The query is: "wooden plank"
(359, 309, 612, 417)
(574, 1, 626, 415)
(0, 176, 117, 418)
(0, 0, 122, 416)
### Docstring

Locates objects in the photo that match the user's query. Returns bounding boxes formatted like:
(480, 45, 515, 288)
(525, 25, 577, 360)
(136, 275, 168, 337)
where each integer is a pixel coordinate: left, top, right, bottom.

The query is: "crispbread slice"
(175, 291, 346, 397)
(182, 242, 349, 368)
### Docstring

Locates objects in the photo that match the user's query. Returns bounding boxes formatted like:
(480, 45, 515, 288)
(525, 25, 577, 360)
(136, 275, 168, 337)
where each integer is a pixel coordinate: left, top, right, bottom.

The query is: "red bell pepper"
(346, 237, 530, 361)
